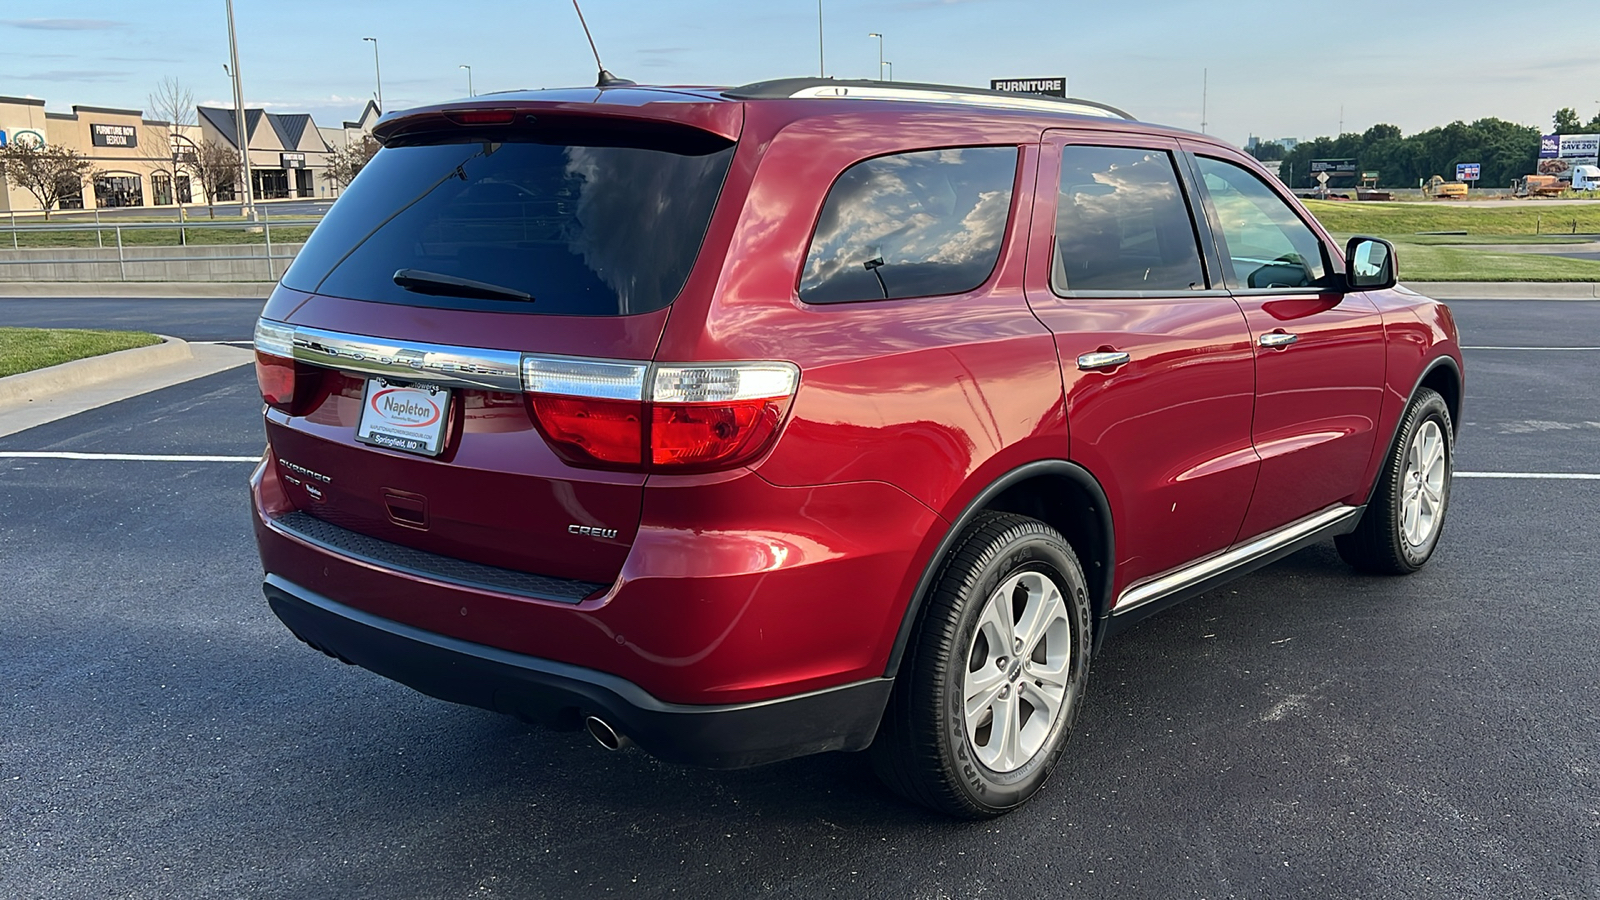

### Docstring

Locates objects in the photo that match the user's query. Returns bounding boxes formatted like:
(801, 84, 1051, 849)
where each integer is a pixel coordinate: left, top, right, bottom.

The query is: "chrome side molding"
(1113, 504, 1362, 615)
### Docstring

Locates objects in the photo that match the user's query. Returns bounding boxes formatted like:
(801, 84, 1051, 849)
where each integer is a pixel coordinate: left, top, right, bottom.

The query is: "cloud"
(1, 18, 127, 31)
(9, 69, 133, 83)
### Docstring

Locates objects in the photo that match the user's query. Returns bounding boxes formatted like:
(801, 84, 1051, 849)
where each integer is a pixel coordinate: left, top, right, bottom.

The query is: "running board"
(1112, 505, 1363, 617)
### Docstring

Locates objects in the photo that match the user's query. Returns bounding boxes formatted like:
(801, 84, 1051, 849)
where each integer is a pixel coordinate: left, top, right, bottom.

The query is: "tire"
(871, 511, 1092, 818)
(1336, 387, 1454, 575)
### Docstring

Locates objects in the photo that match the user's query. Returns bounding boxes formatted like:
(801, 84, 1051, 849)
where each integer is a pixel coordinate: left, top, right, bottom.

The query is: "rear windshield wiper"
(392, 268, 534, 303)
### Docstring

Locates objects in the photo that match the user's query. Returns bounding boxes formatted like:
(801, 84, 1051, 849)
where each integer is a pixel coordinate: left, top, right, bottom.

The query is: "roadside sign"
(1456, 163, 1480, 182)
(989, 77, 1067, 98)
(1316, 171, 1330, 185)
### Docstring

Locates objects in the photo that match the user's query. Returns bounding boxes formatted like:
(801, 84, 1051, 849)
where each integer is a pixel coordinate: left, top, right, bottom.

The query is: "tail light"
(253, 318, 316, 414)
(522, 356, 799, 474)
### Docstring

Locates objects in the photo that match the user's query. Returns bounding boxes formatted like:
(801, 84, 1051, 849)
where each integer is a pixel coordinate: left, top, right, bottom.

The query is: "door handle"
(1077, 350, 1131, 370)
(1259, 331, 1299, 349)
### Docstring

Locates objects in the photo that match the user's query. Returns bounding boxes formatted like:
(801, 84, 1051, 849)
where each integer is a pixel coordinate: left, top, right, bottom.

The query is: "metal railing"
(0, 215, 322, 281)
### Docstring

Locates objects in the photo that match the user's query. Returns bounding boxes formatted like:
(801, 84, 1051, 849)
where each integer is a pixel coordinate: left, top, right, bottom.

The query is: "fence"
(0, 216, 320, 283)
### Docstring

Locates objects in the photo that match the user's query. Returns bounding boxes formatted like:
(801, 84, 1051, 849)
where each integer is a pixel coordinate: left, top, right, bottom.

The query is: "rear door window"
(1052, 145, 1206, 295)
(799, 147, 1018, 304)
(281, 136, 736, 316)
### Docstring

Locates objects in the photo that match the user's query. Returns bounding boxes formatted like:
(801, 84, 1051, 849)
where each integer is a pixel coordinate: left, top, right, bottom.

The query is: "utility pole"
(1200, 68, 1208, 134)
(224, 0, 255, 220)
(1339, 104, 1344, 135)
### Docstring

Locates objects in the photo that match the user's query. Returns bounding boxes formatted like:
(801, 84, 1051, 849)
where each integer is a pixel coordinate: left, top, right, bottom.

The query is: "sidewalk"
(0, 337, 252, 439)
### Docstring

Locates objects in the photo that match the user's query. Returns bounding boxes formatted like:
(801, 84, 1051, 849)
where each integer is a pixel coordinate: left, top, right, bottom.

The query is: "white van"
(1572, 165, 1600, 191)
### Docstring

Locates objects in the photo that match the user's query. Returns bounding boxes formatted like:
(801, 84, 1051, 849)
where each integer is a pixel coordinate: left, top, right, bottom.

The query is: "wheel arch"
(1416, 355, 1463, 437)
(884, 460, 1115, 678)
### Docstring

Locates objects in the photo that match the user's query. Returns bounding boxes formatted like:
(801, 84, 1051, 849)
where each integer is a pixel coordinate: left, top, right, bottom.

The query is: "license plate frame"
(355, 377, 452, 457)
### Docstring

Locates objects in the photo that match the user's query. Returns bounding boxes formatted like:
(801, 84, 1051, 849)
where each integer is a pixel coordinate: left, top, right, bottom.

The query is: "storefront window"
(253, 169, 289, 200)
(176, 175, 192, 204)
(152, 174, 173, 206)
(93, 174, 144, 208)
(57, 176, 85, 210)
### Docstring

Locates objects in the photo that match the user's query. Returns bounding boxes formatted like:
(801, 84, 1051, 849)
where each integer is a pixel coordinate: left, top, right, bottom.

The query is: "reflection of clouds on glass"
(800, 147, 1017, 302)
(564, 146, 730, 313)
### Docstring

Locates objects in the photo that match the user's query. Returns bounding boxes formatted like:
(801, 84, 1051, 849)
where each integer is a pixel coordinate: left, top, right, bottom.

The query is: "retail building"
(2, 93, 347, 213)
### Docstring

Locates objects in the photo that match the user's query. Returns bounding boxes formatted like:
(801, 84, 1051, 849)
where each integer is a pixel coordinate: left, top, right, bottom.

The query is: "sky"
(3, 0, 1597, 145)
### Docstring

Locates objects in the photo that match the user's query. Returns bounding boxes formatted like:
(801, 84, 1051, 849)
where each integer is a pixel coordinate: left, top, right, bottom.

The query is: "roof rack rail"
(722, 77, 1134, 121)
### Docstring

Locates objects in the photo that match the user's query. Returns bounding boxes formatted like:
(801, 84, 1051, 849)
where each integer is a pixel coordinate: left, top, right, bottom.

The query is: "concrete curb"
(0, 335, 193, 408)
(0, 282, 274, 299)
(1403, 281, 1600, 300)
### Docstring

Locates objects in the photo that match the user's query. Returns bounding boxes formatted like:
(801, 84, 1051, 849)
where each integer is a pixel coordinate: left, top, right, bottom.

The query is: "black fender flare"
(883, 459, 1114, 678)
(1364, 354, 1462, 508)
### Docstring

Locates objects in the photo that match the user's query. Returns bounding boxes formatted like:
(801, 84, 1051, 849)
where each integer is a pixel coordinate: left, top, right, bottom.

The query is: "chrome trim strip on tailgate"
(290, 324, 524, 392)
(1112, 504, 1362, 615)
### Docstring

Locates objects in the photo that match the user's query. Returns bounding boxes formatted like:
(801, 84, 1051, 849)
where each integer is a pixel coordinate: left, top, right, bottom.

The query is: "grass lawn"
(1385, 242, 1600, 282)
(0, 327, 162, 378)
(1, 225, 315, 249)
(1304, 200, 1600, 236)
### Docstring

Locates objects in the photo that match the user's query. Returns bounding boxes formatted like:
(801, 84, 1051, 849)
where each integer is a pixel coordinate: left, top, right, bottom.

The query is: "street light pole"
(883, 61, 893, 82)
(460, 65, 473, 97)
(224, 0, 255, 220)
(817, 1, 825, 77)
(363, 36, 383, 113)
(868, 32, 883, 82)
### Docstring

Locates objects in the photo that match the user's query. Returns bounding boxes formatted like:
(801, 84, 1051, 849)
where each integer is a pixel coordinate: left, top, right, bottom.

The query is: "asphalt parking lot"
(2, 296, 1597, 898)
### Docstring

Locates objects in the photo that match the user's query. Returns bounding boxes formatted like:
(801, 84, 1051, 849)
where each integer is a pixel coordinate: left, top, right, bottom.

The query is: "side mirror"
(1344, 236, 1397, 291)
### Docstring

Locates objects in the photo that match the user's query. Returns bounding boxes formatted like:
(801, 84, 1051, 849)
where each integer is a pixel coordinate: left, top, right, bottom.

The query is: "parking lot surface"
(2, 296, 1597, 898)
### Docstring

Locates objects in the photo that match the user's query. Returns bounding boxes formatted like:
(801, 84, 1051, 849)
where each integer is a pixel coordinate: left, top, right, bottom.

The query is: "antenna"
(571, 0, 634, 88)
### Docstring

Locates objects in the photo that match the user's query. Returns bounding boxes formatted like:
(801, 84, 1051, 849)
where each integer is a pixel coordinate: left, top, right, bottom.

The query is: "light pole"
(868, 32, 883, 82)
(362, 36, 383, 113)
(224, 0, 255, 220)
(817, 1, 824, 77)
(883, 61, 893, 82)
(460, 64, 473, 97)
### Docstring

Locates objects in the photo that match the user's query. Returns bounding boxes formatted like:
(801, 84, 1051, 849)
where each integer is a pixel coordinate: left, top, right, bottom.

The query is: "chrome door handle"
(1259, 332, 1299, 348)
(1077, 350, 1131, 370)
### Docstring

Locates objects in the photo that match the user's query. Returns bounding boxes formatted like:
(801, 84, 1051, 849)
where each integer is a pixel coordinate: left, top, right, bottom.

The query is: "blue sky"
(3, 0, 1597, 144)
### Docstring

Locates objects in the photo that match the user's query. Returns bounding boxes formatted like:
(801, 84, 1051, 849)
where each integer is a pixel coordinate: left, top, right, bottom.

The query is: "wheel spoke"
(964, 666, 1006, 718)
(1020, 678, 1064, 725)
(1015, 577, 1065, 656)
(990, 690, 1020, 771)
(976, 586, 1016, 659)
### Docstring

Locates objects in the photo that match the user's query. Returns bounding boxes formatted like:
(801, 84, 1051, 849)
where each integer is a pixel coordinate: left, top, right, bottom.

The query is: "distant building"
(197, 106, 334, 200)
(1, 95, 205, 212)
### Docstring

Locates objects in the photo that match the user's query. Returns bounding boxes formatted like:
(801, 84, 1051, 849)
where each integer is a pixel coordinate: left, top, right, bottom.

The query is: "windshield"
(282, 135, 736, 316)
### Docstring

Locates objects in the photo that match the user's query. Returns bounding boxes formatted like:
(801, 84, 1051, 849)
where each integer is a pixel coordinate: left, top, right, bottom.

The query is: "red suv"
(251, 78, 1462, 817)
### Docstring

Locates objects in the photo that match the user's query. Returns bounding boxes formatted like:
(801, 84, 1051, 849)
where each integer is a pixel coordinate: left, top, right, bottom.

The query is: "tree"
(0, 142, 98, 219)
(191, 137, 241, 219)
(322, 134, 380, 193)
(1248, 140, 1286, 161)
(142, 77, 196, 210)
(1554, 108, 1582, 133)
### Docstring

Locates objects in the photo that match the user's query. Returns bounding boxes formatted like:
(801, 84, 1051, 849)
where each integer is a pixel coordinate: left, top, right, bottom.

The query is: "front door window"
(1195, 156, 1327, 290)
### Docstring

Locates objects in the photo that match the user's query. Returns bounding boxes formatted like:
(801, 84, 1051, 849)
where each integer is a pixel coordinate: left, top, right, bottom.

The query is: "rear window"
(281, 135, 736, 316)
(798, 147, 1018, 304)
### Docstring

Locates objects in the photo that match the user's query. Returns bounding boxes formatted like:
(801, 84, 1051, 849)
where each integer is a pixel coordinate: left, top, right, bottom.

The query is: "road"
(1, 296, 1597, 898)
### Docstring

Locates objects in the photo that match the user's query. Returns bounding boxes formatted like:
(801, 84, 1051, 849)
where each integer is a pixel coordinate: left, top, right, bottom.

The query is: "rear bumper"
(266, 575, 893, 768)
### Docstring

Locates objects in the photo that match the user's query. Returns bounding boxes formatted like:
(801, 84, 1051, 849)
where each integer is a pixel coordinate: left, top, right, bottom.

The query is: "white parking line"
(0, 451, 259, 462)
(1462, 346, 1600, 351)
(1457, 471, 1600, 480)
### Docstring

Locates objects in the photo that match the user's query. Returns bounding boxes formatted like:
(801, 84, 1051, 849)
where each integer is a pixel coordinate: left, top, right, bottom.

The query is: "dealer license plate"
(355, 378, 451, 457)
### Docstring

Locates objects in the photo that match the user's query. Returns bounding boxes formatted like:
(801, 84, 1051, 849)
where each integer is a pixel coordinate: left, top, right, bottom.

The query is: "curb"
(0, 282, 274, 299)
(0, 335, 194, 408)
(1403, 281, 1600, 300)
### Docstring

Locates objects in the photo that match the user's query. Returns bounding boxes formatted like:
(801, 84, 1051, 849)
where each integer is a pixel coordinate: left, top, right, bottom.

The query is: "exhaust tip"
(584, 715, 630, 751)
